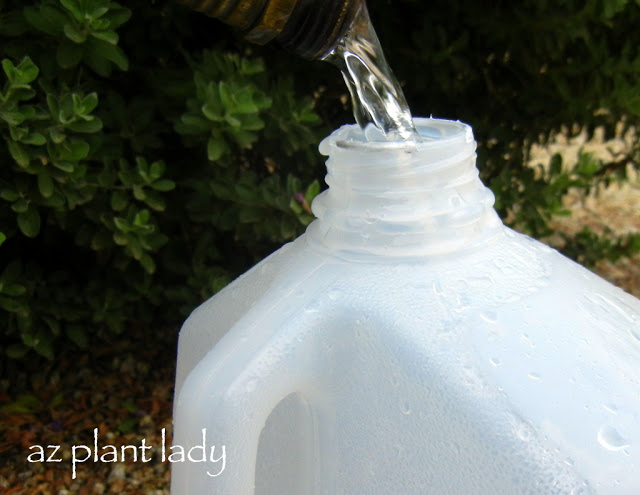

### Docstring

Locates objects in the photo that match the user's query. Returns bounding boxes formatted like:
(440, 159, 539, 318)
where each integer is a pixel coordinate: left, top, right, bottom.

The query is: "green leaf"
(118, 418, 138, 433)
(113, 217, 131, 232)
(61, 139, 90, 161)
(90, 30, 119, 44)
(38, 174, 55, 198)
(17, 206, 41, 238)
(110, 191, 128, 211)
(56, 42, 84, 68)
(139, 253, 156, 274)
(6, 343, 29, 359)
(142, 190, 166, 211)
(1, 282, 27, 296)
(0, 189, 20, 201)
(34, 337, 54, 360)
(88, 5, 110, 19)
(68, 118, 103, 133)
(2, 57, 39, 85)
(66, 325, 88, 348)
(22, 133, 47, 146)
(0, 295, 25, 313)
(149, 160, 165, 180)
(9, 127, 29, 144)
(133, 185, 146, 201)
(63, 23, 87, 43)
(112, 231, 128, 246)
(73, 92, 99, 115)
(49, 126, 66, 144)
(87, 38, 129, 72)
(15, 57, 40, 84)
(0, 394, 41, 413)
(11, 198, 30, 213)
(42, 316, 61, 336)
(0, 232, 5, 246)
(7, 141, 30, 168)
(234, 183, 255, 201)
(305, 180, 321, 204)
(52, 161, 75, 173)
(207, 137, 226, 161)
(104, 7, 132, 29)
(134, 209, 150, 226)
(24, 5, 66, 35)
(151, 179, 175, 192)
(60, 0, 83, 21)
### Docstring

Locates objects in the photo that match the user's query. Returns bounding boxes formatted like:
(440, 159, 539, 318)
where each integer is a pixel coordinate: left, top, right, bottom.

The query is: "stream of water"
(323, 3, 419, 142)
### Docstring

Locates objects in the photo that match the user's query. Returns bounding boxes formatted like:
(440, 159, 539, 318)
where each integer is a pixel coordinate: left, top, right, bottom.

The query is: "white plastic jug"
(171, 119, 640, 495)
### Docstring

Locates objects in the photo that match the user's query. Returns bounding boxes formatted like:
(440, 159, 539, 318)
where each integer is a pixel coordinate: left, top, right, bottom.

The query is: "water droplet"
(570, 483, 594, 495)
(304, 300, 321, 314)
(521, 334, 535, 348)
(432, 280, 445, 296)
(480, 310, 498, 323)
(603, 403, 618, 414)
(401, 401, 412, 415)
(328, 289, 341, 301)
(363, 216, 377, 225)
(394, 443, 404, 459)
(489, 357, 501, 367)
(494, 257, 507, 269)
(514, 420, 535, 442)
(449, 195, 462, 207)
(527, 372, 541, 381)
(597, 425, 630, 451)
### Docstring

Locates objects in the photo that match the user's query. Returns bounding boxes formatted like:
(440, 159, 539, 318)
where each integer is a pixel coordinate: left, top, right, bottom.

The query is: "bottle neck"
(181, 0, 363, 59)
(305, 119, 504, 262)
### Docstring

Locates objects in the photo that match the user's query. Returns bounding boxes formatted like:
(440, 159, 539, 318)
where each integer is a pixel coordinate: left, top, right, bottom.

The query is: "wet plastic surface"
(172, 119, 640, 494)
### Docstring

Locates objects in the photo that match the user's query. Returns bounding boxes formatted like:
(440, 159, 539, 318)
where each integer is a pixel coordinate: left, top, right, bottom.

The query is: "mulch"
(0, 328, 177, 495)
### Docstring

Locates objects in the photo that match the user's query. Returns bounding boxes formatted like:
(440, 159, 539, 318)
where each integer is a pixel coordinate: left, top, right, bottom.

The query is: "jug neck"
(305, 119, 504, 262)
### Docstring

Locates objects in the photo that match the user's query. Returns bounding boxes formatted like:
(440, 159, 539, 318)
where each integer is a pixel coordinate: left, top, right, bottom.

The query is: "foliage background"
(1, 0, 639, 365)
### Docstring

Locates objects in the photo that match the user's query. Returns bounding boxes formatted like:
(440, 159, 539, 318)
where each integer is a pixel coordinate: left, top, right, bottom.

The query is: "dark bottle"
(179, 0, 363, 59)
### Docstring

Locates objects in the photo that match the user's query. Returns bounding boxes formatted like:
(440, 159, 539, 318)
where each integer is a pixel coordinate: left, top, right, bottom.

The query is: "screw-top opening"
(305, 119, 504, 261)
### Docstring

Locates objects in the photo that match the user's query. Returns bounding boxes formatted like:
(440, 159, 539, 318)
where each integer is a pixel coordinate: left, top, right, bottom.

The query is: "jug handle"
(171, 344, 299, 495)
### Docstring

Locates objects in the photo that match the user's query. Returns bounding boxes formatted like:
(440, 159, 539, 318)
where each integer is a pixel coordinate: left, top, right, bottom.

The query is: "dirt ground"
(529, 126, 640, 296)
(1, 132, 639, 495)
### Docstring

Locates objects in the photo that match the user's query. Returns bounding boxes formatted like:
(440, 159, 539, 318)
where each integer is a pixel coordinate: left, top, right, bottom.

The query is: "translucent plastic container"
(171, 119, 640, 494)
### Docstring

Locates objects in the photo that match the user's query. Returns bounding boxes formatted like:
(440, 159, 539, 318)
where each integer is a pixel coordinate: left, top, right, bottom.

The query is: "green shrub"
(0, 0, 323, 360)
(1, 0, 640, 361)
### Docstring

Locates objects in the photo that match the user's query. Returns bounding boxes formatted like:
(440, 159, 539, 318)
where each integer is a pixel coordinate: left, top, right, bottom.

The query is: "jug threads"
(179, 0, 363, 59)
